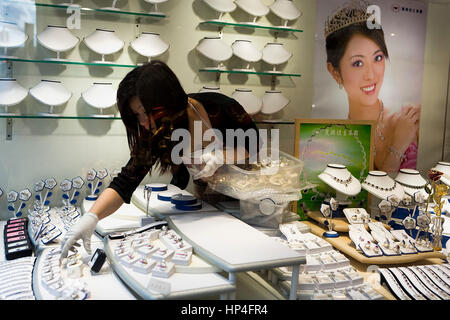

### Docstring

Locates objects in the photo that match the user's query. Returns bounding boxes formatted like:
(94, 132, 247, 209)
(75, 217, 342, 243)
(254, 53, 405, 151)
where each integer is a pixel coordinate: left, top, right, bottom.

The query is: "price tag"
(7, 190, 18, 202)
(147, 278, 171, 296)
(97, 168, 108, 180)
(72, 176, 85, 189)
(45, 178, 57, 190)
(60, 179, 72, 192)
(35, 180, 45, 192)
(19, 189, 32, 201)
(87, 169, 97, 181)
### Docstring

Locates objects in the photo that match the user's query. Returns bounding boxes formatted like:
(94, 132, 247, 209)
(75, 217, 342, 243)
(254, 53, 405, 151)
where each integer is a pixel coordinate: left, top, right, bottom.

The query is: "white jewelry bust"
(262, 42, 292, 72)
(433, 162, 450, 186)
(144, 0, 169, 14)
(318, 164, 361, 197)
(269, 0, 302, 27)
(231, 39, 262, 71)
(0, 78, 28, 115)
(199, 86, 222, 93)
(261, 90, 289, 114)
(362, 170, 405, 201)
(0, 20, 28, 58)
(82, 82, 117, 117)
(37, 25, 79, 61)
(231, 88, 262, 115)
(202, 0, 236, 20)
(29, 80, 72, 116)
(196, 37, 233, 70)
(130, 32, 169, 62)
(83, 29, 124, 63)
(235, 0, 269, 23)
(394, 168, 428, 198)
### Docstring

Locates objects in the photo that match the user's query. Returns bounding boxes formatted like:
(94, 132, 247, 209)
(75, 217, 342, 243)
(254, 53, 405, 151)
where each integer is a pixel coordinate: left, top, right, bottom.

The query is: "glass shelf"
(1, 57, 138, 68)
(199, 68, 301, 78)
(0, 115, 121, 120)
(200, 20, 303, 33)
(5, 1, 167, 18)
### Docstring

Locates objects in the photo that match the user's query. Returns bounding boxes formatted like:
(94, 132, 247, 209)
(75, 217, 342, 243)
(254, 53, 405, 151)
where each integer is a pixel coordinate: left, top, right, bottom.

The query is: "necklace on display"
(362, 179, 397, 192)
(396, 181, 427, 190)
(322, 172, 353, 187)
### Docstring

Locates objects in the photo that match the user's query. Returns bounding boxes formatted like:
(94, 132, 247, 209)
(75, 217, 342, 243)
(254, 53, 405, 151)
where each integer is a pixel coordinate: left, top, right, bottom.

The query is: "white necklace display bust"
(232, 40, 262, 63)
(196, 37, 233, 69)
(362, 170, 405, 201)
(318, 164, 361, 196)
(144, 0, 169, 14)
(0, 78, 28, 115)
(261, 90, 289, 114)
(37, 25, 79, 61)
(269, 0, 302, 26)
(83, 29, 124, 63)
(30, 80, 72, 116)
(130, 32, 169, 62)
(434, 162, 450, 186)
(82, 82, 117, 117)
(199, 86, 222, 93)
(0, 20, 28, 58)
(262, 42, 292, 72)
(202, 0, 236, 13)
(394, 168, 428, 198)
(231, 89, 262, 115)
(235, 0, 269, 17)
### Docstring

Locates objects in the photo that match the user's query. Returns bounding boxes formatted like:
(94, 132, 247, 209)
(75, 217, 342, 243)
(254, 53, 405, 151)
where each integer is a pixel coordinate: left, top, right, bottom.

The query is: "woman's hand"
(390, 104, 421, 153)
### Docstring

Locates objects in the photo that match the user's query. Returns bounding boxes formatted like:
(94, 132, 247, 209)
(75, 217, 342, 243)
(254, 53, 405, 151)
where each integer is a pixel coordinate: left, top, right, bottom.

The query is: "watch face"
(402, 216, 416, 229)
(417, 214, 431, 228)
(72, 176, 85, 189)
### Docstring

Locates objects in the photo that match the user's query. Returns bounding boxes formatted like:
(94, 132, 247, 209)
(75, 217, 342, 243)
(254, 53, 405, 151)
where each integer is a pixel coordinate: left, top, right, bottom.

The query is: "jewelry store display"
(83, 29, 124, 63)
(82, 82, 117, 117)
(29, 80, 72, 117)
(261, 90, 290, 115)
(343, 208, 370, 225)
(318, 164, 361, 196)
(196, 37, 233, 70)
(235, 0, 270, 24)
(378, 268, 412, 300)
(269, 0, 302, 28)
(408, 266, 450, 299)
(0, 257, 35, 299)
(202, 0, 237, 20)
(348, 224, 382, 257)
(0, 78, 28, 116)
(36, 25, 79, 61)
(231, 40, 262, 71)
(394, 169, 428, 198)
(85, 168, 108, 201)
(231, 89, 262, 115)
(0, 20, 28, 58)
(262, 42, 292, 73)
(130, 32, 169, 62)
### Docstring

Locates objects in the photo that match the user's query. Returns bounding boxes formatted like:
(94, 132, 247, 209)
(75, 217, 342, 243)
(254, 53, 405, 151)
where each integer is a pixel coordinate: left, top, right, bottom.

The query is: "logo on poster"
(366, 5, 381, 30)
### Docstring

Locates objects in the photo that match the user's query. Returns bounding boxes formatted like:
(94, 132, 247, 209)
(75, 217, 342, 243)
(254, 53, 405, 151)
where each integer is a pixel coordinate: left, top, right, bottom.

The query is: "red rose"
(427, 169, 443, 182)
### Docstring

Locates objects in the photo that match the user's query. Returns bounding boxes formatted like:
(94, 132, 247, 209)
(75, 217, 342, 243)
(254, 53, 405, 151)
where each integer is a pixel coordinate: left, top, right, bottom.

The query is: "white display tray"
(131, 184, 219, 217)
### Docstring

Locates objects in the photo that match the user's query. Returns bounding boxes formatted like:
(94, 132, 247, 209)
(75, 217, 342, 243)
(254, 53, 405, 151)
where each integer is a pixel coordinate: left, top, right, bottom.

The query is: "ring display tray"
(303, 220, 446, 265)
(307, 211, 390, 233)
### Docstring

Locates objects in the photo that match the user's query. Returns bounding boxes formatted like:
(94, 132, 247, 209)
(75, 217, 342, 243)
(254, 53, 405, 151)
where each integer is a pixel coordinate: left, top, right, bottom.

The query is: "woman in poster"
(324, 0, 420, 173)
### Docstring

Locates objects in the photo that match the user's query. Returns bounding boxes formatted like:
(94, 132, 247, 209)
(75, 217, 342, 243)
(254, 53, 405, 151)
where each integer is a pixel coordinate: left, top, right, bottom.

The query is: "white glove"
(193, 152, 223, 180)
(60, 212, 98, 259)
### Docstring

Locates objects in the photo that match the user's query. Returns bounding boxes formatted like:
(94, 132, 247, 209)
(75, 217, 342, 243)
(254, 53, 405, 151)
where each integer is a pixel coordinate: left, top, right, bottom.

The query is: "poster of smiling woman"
(312, 0, 427, 173)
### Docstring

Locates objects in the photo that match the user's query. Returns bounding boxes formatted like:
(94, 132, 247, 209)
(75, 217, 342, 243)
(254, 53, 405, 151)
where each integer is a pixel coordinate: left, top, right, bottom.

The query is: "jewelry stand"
(37, 25, 79, 61)
(130, 32, 169, 63)
(82, 82, 117, 118)
(231, 40, 262, 72)
(83, 29, 124, 64)
(231, 88, 262, 115)
(0, 20, 28, 59)
(394, 169, 428, 198)
(269, 0, 302, 28)
(196, 37, 232, 70)
(433, 162, 450, 186)
(202, 0, 237, 21)
(0, 78, 28, 115)
(262, 42, 292, 73)
(144, 0, 168, 14)
(261, 90, 289, 115)
(29, 80, 72, 117)
(235, 0, 269, 25)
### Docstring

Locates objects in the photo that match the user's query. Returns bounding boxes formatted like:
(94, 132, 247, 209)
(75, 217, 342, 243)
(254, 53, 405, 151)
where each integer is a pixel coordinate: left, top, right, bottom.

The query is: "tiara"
(324, 0, 372, 38)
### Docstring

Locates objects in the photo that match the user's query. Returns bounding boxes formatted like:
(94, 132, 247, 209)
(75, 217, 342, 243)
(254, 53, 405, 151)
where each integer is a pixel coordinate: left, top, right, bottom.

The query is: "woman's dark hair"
(326, 22, 389, 71)
(117, 60, 189, 175)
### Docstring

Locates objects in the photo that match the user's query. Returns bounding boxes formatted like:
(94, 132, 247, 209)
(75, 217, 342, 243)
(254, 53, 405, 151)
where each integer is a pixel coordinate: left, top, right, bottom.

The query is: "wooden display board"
(293, 119, 375, 220)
